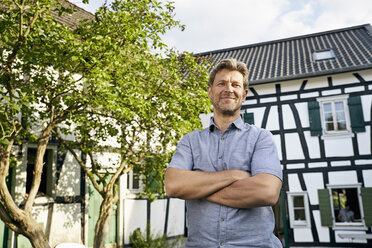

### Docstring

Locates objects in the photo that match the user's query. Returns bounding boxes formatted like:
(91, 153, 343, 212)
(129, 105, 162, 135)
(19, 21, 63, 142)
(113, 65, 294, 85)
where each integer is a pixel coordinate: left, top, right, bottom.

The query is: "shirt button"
(220, 242, 224, 246)
(218, 156, 222, 159)
(221, 218, 224, 221)
(221, 137, 225, 140)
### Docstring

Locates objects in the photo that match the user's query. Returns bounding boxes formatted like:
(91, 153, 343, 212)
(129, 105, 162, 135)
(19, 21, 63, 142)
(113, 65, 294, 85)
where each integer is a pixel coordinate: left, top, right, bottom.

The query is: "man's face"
(207, 69, 248, 116)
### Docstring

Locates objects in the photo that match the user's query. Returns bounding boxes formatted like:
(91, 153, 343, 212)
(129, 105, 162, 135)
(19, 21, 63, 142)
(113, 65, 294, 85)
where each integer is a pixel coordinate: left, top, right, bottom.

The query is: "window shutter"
(348, 96, 365, 132)
(243, 112, 254, 125)
(361, 187, 372, 226)
(318, 189, 333, 226)
(308, 101, 322, 136)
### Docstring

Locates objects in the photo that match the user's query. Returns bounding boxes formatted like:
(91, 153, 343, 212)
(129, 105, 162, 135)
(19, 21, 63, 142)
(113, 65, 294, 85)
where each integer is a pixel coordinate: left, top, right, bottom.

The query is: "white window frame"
(312, 49, 335, 62)
(317, 95, 352, 137)
(125, 170, 143, 196)
(327, 184, 367, 230)
(287, 192, 311, 228)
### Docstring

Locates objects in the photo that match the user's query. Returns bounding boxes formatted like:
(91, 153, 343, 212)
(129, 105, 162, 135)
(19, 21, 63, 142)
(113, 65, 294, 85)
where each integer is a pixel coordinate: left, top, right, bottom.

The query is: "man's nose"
(224, 83, 233, 92)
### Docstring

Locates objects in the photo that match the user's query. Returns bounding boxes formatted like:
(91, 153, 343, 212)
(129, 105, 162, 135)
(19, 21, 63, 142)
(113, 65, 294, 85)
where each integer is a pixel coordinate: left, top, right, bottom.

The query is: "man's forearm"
(205, 173, 282, 208)
(165, 167, 250, 200)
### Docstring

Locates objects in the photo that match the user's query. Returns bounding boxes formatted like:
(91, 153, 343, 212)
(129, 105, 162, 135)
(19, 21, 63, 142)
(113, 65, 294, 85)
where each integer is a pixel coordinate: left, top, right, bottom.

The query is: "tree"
(0, 0, 211, 247)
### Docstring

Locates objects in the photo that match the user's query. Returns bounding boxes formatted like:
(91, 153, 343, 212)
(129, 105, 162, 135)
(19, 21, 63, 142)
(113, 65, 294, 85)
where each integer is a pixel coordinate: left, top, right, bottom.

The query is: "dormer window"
(312, 49, 335, 62)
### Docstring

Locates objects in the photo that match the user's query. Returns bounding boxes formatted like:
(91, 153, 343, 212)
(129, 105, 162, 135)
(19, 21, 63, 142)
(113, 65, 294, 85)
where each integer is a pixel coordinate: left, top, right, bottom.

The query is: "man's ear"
(207, 86, 212, 99)
(243, 89, 248, 99)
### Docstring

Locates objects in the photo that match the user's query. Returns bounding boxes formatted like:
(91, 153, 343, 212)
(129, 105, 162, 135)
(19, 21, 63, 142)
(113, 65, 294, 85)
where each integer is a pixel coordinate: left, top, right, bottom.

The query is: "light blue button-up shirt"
(168, 117, 283, 248)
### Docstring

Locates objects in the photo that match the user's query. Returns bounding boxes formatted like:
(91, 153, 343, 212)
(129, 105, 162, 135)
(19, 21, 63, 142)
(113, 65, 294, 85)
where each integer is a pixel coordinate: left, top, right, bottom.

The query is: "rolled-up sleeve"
(250, 130, 283, 180)
(168, 133, 194, 171)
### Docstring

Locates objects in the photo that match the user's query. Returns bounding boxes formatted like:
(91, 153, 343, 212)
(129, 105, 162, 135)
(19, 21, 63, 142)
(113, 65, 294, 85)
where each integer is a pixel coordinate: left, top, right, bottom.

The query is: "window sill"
(333, 224, 367, 231)
(291, 223, 311, 228)
(321, 132, 354, 140)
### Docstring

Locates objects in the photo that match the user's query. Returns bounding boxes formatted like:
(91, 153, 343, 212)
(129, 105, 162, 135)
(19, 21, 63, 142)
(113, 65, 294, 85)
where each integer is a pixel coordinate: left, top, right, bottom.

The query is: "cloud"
(74, 0, 372, 54)
(163, 0, 290, 53)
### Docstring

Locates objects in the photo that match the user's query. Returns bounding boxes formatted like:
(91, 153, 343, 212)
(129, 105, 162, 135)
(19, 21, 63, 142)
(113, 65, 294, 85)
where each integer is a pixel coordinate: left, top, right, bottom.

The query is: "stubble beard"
(214, 98, 242, 116)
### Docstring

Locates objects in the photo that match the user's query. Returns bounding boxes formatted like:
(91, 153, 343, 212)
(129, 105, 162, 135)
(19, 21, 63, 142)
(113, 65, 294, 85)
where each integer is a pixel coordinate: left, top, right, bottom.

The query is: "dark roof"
(54, 0, 94, 26)
(199, 24, 372, 85)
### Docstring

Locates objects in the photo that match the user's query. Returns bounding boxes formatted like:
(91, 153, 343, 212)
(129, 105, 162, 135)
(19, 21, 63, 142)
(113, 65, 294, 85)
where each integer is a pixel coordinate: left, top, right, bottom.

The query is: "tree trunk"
(93, 195, 115, 248)
(20, 213, 51, 248)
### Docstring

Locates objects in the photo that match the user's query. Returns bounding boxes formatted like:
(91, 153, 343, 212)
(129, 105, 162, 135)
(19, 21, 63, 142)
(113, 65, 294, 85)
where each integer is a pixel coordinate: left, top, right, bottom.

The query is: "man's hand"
(205, 173, 282, 208)
(165, 168, 250, 200)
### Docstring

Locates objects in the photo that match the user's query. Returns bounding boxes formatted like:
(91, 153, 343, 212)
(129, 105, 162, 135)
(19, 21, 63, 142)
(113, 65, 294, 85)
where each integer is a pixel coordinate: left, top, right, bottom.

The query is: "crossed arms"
(165, 167, 282, 208)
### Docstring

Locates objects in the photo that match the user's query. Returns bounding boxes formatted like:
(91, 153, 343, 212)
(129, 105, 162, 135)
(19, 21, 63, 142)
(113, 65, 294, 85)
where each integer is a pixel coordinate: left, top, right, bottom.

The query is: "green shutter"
(348, 96, 365, 132)
(308, 101, 322, 136)
(318, 189, 333, 226)
(361, 187, 372, 226)
(243, 112, 254, 125)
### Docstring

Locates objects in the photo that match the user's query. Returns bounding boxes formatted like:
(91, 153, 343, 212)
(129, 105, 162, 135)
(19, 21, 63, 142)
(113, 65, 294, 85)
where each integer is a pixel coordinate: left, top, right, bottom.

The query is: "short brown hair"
(208, 58, 249, 89)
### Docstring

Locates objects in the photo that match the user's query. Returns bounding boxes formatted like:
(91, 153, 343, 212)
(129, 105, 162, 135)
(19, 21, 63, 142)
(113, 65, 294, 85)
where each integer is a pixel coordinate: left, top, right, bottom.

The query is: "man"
(338, 202, 355, 222)
(165, 58, 283, 247)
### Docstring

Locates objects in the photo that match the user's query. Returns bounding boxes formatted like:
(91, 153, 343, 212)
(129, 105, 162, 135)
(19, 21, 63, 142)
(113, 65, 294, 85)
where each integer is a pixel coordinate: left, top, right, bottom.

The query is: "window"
(26, 147, 54, 196)
(312, 49, 335, 62)
(318, 185, 372, 230)
(332, 188, 361, 223)
(287, 192, 311, 228)
(126, 170, 142, 193)
(307, 95, 365, 136)
(240, 111, 254, 125)
(319, 96, 350, 135)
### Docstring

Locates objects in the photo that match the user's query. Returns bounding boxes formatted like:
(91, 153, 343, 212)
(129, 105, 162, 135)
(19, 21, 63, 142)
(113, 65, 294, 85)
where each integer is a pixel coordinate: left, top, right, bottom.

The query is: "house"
(0, 1, 185, 247)
(2, 1, 371, 246)
(198, 24, 372, 247)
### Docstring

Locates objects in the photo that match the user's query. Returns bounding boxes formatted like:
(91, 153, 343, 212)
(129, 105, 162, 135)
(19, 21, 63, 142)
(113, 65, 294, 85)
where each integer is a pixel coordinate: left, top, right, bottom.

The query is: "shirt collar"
(209, 116, 245, 132)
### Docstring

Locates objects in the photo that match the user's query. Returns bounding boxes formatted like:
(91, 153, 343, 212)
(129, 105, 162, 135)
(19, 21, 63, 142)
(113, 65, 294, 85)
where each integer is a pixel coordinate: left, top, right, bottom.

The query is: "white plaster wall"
(252, 83, 276, 95)
(293, 228, 314, 242)
(285, 133, 305, 160)
(303, 173, 324, 205)
(322, 89, 342, 96)
(335, 230, 368, 244)
(324, 137, 353, 157)
(357, 126, 371, 155)
(199, 112, 213, 129)
(32, 205, 49, 227)
(272, 134, 282, 161)
(358, 68, 372, 81)
(124, 200, 147, 244)
(49, 203, 82, 247)
(328, 171, 358, 185)
(332, 72, 356, 86)
(95, 152, 121, 170)
(266, 105, 279, 131)
(167, 198, 185, 237)
(282, 104, 296, 129)
(304, 77, 328, 90)
(361, 95, 372, 122)
(308, 162, 327, 168)
(280, 79, 303, 93)
(294, 102, 310, 128)
(312, 210, 330, 242)
(244, 106, 266, 128)
(362, 170, 372, 187)
(288, 174, 303, 192)
(150, 199, 167, 237)
(304, 131, 321, 159)
(330, 160, 351, 167)
(56, 151, 81, 196)
(286, 163, 305, 169)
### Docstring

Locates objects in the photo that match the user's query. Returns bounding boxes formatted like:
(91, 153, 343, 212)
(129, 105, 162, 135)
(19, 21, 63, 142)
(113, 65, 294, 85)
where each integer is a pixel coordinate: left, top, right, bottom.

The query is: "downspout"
(281, 188, 289, 248)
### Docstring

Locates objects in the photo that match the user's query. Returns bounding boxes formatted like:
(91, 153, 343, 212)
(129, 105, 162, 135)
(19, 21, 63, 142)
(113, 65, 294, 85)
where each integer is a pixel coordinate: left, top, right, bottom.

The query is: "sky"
(72, 0, 372, 54)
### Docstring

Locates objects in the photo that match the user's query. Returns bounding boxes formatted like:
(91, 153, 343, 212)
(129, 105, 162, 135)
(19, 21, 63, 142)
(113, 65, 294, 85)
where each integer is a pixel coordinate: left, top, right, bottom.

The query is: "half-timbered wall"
(242, 69, 372, 247)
